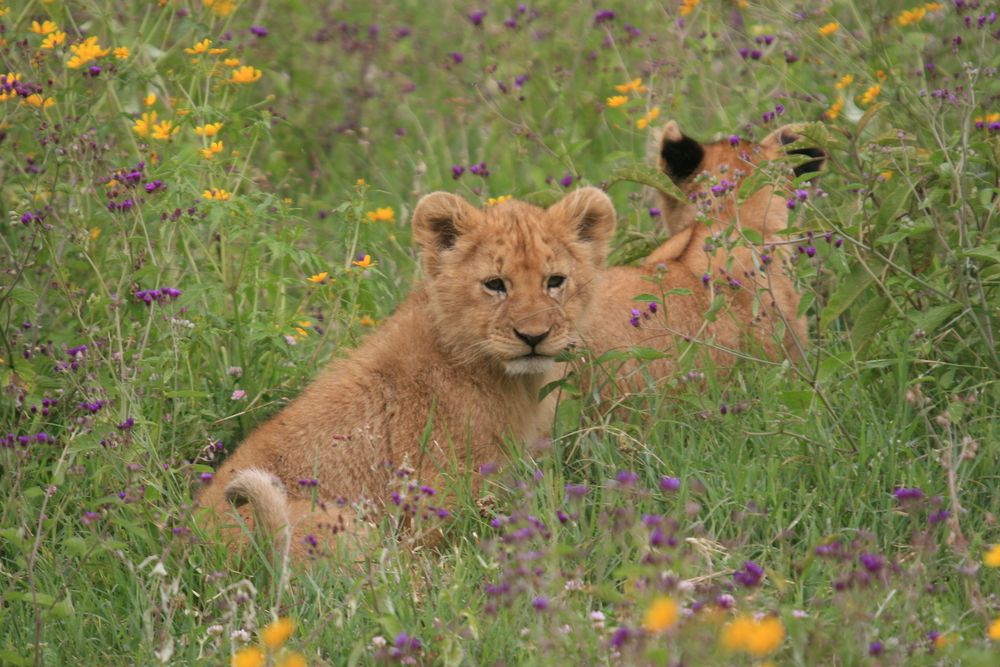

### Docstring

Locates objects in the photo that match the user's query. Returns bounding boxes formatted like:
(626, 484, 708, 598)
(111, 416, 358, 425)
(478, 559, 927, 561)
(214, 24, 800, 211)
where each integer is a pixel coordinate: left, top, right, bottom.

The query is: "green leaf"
(602, 164, 686, 201)
(6, 286, 36, 307)
(0, 649, 31, 666)
(780, 390, 814, 412)
(850, 296, 889, 352)
(964, 247, 1000, 265)
(856, 101, 887, 137)
(910, 303, 961, 334)
(820, 263, 876, 330)
(873, 185, 910, 234)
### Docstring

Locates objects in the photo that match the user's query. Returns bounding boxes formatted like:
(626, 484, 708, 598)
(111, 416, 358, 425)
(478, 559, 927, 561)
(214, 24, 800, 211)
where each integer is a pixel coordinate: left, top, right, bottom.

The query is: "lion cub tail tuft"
(225, 468, 292, 546)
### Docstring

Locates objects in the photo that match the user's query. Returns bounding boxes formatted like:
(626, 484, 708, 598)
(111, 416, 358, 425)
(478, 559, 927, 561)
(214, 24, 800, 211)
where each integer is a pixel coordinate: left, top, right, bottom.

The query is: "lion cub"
(584, 122, 825, 389)
(198, 188, 616, 558)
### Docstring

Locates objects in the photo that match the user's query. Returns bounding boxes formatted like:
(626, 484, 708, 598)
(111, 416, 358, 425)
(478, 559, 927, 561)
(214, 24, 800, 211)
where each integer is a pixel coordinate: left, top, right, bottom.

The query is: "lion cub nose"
(514, 328, 551, 349)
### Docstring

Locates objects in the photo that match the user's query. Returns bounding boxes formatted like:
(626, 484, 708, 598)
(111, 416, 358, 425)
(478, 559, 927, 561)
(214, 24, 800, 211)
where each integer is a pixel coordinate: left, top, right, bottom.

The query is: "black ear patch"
(660, 135, 704, 182)
(788, 146, 826, 178)
(428, 216, 459, 249)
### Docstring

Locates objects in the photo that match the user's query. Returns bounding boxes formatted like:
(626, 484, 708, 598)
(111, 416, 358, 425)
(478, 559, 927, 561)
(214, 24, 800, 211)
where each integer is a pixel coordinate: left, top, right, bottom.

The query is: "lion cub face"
(412, 188, 616, 375)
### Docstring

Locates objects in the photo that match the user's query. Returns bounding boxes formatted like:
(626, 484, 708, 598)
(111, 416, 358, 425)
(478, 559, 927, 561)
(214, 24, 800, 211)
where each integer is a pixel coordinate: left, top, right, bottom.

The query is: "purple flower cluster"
(628, 301, 658, 327)
(733, 560, 764, 587)
(1, 431, 54, 447)
(786, 188, 809, 210)
(133, 287, 182, 305)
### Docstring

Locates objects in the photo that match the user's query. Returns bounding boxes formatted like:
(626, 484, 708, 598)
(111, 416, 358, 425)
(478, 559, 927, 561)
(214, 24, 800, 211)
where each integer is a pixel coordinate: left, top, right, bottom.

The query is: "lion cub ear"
(659, 120, 705, 184)
(412, 192, 480, 275)
(547, 187, 617, 266)
(761, 124, 827, 178)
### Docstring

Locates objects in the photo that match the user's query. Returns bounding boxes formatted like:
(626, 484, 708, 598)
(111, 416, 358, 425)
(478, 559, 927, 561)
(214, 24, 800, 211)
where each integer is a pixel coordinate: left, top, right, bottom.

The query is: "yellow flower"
(359, 314, 377, 327)
(230, 66, 262, 84)
(614, 78, 647, 94)
(642, 596, 679, 633)
(200, 141, 224, 159)
(185, 38, 213, 55)
(637, 106, 660, 130)
(988, 616, 1000, 641)
(31, 20, 58, 35)
(275, 652, 307, 667)
(203, 188, 232, 201)
(133, 111, 158, 137)
(261, 618, 295, 649)
(232, 646, 265, 667)
(679, 0, 700, 17)
(41, 31, 66, 49)
(859, 83, 881, 106)
(224, 58, 241, 67)
(151, 120, 180, 140)
(0, 6, 10, 17)
(933, 632, 955, 650)
(366, 207, 395, 223)
(818, 22, 839, 36)
(606, 95, 628, 108)
(67, 36, 110, 69)
(721, 615, 785, 657)
(90, 227, 101, 240)
(195, 122, 223, 137)
(352, 254, 374, 268)
(924, 2, 944, 10)
(835, 74, 853, 89)
(875, 69, 887, 81)
(204, 0, 237, 17)
(880, 170, 893, 181)
(209, 47, 228, 55)
(897, 7, 927, 26)
(308, 272, 329, 283)
(487, 195, 512, 206)
(985, 544, 1000, 567)
(826, 96, 844, 120)
(355, 178, 366, 187)
(114, 46, 130, 59)
(22, 94, 55, 108)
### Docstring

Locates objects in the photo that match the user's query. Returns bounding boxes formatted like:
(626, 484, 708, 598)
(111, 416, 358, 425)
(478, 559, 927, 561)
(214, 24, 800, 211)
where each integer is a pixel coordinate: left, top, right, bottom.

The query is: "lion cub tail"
(224, 468, 292, 548)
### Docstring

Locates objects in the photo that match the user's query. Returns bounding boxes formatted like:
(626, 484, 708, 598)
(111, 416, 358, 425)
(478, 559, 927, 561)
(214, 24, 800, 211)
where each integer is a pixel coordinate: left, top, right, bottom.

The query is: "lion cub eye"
(483, 278, 507, 294)
(547, 275, 566, 290)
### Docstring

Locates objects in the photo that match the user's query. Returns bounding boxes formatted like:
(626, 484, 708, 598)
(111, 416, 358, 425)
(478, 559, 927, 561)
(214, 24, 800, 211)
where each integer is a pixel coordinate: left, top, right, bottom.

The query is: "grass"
(1, 0, 999, 665)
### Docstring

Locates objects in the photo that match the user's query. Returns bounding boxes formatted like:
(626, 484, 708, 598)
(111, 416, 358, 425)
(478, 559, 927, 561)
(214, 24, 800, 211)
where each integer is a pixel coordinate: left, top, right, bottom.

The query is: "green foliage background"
(1, 0, 998, 664)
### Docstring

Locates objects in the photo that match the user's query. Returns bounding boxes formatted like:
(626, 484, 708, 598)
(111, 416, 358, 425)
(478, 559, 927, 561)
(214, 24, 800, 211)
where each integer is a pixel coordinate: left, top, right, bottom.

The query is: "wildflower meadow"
(2, 0, 1000, 665)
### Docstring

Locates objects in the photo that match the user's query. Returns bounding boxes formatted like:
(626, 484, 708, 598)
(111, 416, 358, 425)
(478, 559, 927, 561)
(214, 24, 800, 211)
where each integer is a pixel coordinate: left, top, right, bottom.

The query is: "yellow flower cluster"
(30, 20, 58, 35)
(203, 188, 232, 201)
(67, 36, 110, 69)
(637, 106, 660, 130)
(859, 83, 881, 106)
(721, 615, 785, 656)
(487, 195, 512, 206)
(818, 22, 839, 36)
(185, 38, 227, 56)
(352, 254, 374, 268)
(835, 74, 853, 89)
(231, 65, 262, 84)
(23, 94, 55, 109)
(232, 618, 304, 667)
(985, 544, 1000, 567)
(195, 122, 223, 137)
(606, 95, 628, 108)
(204, 0, 237, 17)
(200, 141, 224, 159)
(366, 207, 395, 222)
(41, 31, 66, 49)
(679, 0, 700, 17)
(898, 3, 944, 26)
(614, 78, 647, 94)
(0, 72, 18, 102)
(642, 596, 679, 633)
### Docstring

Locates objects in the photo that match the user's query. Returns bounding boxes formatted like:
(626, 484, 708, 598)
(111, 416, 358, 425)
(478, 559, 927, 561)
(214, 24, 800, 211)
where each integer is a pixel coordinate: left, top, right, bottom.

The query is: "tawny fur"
(582, 122, 823, 392)
(196, 188, 617, 559)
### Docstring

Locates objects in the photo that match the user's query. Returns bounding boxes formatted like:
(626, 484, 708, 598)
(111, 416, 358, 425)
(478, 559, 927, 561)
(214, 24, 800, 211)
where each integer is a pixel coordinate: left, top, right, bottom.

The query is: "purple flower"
(728, 134, 740, 147)
(565, 483, 589, 499)
(615, 470, 638, 485)
(868, 641, 883, 656)
(420, 485, 436, 496)
(451, 164, 465, 179)
(733, 560, 764, 587)
(88, 65, 102, 77)
(559, 173, 573, 187)
(894, 486, 924, 501)
(775, 103, 785, 115)
(594, 10, 616, 23)
(449, 51, 464, 65)
(859, 552, 885, 573)
(648, 207, 661, 218)
(609, 626, 631, 648)
(701, 273, 711, 286)
(660, 476, 681, 492)
(250, 25, 268, 37)
(514, 74, 528, 88)
(199, 472, 214, 483)
(929, 509, 950, 524)
(468, 10, 486, 26)
(531, 596, 549, 611)
(395, 26, 412, 39)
